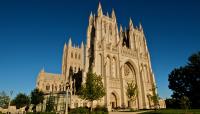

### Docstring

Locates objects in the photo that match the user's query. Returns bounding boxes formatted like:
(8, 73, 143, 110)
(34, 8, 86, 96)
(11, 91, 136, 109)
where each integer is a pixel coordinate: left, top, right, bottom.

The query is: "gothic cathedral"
(36, 3, 158, 112)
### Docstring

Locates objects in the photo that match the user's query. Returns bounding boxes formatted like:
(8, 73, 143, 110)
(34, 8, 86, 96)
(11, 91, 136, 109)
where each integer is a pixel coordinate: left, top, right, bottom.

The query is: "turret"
(106, 12, 109, 17)
(129, 18, 134, 30)
(120, 24, 123, 33)
(89, 12, 93, 25)
(81, 41, 84, 48)
(41, 67, 45, 73)
(68, 37, 72, 47)
(97, 2, 103, 16)
(139, 22, 143, 31)
(111, 9, 116, 21)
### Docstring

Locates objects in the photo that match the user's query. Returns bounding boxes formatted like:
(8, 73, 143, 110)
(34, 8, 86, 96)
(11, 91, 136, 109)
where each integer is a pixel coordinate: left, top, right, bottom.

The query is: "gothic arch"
(122, 60, 140, 108)
(110, 91, 120, 108)
(123, 59, 139, 79)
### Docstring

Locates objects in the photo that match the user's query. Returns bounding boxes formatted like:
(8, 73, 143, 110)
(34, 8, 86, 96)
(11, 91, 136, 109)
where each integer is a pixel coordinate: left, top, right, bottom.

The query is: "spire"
(120, 24, 123, 33)
(41, 67, 45, 73)
(106, 12, 109, 17)
(97, 2, 103, 16)
(139, 22, 143, 30)
(64, 42, 67, 49)
(111, 9, 116, 20)
(68, 37, 72, 47)
(81, 41, 84, 48)
(129, 18, 134, 30)
(89, 12, 93, 20)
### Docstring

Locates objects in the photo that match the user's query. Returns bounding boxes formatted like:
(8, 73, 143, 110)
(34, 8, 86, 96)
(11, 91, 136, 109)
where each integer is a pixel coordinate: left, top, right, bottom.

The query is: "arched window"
(55, 85, 57, 91)
(46, 84, 50, 91)
(59, 85, 62, 91)
(71, 52, 73, 58)
(78, 54, 81, 60)
(109, 25, 112, 36)
(75, 52, 77, 59)
(52, 84, 54, 92)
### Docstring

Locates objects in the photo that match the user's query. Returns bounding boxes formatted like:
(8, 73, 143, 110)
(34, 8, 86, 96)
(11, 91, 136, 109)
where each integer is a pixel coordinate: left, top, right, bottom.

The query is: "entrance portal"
(110, 92, 117, 109)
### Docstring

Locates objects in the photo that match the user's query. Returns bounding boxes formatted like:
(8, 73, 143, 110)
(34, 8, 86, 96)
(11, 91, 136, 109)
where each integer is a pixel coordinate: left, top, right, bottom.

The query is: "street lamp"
(65, 82, 70, 114)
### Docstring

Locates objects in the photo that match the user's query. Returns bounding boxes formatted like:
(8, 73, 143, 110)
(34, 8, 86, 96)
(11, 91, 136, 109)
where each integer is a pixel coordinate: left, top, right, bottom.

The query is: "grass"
(141, 109, 200, 114)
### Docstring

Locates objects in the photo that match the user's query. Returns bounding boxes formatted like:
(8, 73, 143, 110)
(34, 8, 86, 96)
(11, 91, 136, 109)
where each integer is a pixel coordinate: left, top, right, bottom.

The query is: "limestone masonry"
(36, 3, 161, 112)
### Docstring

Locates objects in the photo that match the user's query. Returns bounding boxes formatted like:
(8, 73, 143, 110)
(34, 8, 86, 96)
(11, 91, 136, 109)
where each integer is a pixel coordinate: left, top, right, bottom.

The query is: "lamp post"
(65, 82, 70, 114)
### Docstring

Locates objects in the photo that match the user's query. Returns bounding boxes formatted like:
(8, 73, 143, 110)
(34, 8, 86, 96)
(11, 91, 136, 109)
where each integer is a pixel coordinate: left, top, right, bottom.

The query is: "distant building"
(36, 3, 159, 112)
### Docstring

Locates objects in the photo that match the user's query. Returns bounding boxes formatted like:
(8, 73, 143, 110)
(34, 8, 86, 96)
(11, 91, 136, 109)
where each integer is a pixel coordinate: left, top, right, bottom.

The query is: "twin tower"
(38, 2, 157, 111)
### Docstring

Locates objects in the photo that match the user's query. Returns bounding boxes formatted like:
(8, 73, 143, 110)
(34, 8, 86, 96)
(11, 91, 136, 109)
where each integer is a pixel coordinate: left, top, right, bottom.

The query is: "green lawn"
(141, 109, 200, 114)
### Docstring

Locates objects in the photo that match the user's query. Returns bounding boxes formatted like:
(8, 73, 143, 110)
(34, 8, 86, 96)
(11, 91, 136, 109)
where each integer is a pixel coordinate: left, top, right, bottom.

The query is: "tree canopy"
(30, 88, 44, 105)
(78, 70, 105, 111)
(168, 51, 200, 108)
(126, 81, 137, 102)
(0, 91, 10, 109)
(11, 93, 30, 109)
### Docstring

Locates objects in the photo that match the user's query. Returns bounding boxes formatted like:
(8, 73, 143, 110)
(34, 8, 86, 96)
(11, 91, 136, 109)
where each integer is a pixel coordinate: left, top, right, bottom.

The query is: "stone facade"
(36, 3, 158, 112)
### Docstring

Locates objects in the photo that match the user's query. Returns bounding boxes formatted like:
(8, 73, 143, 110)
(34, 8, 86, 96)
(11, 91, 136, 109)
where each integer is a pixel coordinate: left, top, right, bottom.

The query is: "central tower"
(85, 3, 156, 110)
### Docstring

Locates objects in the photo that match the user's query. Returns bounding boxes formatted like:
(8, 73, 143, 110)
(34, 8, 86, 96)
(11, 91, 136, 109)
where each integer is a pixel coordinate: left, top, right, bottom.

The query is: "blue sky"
(0, 0, 200, 99)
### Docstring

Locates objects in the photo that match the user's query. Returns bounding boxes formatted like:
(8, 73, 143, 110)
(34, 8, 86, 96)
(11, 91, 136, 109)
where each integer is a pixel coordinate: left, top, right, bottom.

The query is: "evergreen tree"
(30, 88, 44, 112)
(12, 93, 30, 109)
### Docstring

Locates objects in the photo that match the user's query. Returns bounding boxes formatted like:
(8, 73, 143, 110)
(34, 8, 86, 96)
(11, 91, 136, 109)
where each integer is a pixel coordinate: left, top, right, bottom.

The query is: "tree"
(78, 70, 106, 111)
(12, 93, 30, 109)
(165, 98, 179, 109)
(126, 81, 137, 109)
(168, 51, 200, 108)
(46, 94, 55, 112)
(30, 88, 44, 112)
(180, 96, 190, 113)
(0, 91, 10, 109)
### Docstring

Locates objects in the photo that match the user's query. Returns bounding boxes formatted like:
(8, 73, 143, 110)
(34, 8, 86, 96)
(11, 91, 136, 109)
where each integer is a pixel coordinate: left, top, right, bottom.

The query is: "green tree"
(12, 93, 30, 109)
(126, 81, 137, 109)
(30, 88, 44, 112)
(168, 51, 200, 108)
(0, 91, 10, 109)
(46, 94, 55, 112)
(78, 70, 106, 111)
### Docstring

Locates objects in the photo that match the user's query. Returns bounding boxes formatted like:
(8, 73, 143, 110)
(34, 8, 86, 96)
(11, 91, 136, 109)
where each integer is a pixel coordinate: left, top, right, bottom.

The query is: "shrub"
(69, 107, 89, 114)
(94, 105, 108, 112)
(69, 106, 108, 114)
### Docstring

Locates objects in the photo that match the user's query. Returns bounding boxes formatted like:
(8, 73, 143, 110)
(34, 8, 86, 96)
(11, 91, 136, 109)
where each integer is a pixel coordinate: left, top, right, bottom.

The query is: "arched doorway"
(110, 92, 117, 109)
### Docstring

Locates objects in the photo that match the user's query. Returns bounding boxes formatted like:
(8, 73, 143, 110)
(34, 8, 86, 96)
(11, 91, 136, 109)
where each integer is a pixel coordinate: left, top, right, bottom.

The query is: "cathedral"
(36, 3, 159, 112)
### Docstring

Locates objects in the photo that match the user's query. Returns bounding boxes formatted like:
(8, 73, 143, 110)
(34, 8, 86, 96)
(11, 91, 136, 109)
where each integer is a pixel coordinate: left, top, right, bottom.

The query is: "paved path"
(109, 110, 152, 114)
